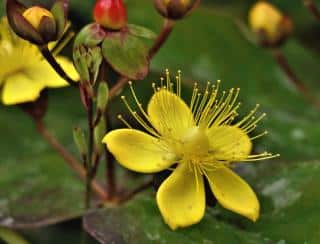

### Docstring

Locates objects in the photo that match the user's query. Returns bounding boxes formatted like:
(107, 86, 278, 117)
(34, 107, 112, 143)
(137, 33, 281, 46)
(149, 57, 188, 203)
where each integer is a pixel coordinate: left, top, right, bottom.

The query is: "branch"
(304, 0, 320, 21)
(108, 76, 129, 100)
(271, 49, 320, 110)
(118, 179, 153, 204)
(39, 46, 78, 86)
(148, 19, 175, 59)
(35, 120, 108, 200)
(104, 112, 116, 198)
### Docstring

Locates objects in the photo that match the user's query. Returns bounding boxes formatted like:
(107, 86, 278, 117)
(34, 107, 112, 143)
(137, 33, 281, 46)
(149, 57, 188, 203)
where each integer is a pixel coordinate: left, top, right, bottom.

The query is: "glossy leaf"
(84, 195, 270, 244)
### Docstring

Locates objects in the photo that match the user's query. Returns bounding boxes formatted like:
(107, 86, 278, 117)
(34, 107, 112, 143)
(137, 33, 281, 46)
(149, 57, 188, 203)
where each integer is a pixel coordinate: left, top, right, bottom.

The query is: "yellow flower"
(103, 70, 278, 230)
(0, 17, 78, 105)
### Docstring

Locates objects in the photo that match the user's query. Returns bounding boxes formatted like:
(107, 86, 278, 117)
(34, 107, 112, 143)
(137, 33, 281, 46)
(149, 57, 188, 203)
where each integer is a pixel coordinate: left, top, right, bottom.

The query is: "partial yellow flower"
(103, 70, 278, 230)
(0, 17, 78, 105)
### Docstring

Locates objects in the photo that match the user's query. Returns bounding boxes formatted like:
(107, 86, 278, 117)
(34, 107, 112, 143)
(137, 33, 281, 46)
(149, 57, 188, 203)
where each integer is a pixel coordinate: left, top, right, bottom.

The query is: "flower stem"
(39, 46, 77, 86)
(104, 111, 116, 198)
(271, 49, 320, 110)
(85, 98, 95, 208)
(304, 0, 320, 21)
(148, 19, 175, 59)
(118, 179, 153, 204)
(109, 76, 129, 99)
(108, 19, 175, 100)
(35, 120, 108, 200)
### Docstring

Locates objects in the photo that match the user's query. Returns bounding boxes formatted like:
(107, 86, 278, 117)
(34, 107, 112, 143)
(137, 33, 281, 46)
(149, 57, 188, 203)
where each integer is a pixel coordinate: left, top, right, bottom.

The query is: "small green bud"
(73, 45, 91, 82)
(73, 45, 103, 84)
(94, 118, 106, 154)
(97, 82, 109, 112)
(73, 127, 88, 157)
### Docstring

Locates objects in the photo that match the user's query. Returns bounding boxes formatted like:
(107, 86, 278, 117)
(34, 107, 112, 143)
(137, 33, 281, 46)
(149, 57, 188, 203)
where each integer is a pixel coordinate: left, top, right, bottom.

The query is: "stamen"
(236, 104, 260, 127)
(121, 96, 159, 137)
(190, 83, 198, 111)
(242, 113, 267, 132)
(160, 77, 164, 88)
(250, 131, 268, 140)
(243, 153, 280, 161)
(176, 70, 182, 97)
(117, 114, 132, 128)
(165, 69, 171, 91)
(128, 81, 152, 122)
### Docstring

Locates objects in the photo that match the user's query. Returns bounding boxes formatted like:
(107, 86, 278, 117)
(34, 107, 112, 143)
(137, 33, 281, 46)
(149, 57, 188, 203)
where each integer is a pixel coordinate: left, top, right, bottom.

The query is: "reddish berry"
(93, 0, 127, 30)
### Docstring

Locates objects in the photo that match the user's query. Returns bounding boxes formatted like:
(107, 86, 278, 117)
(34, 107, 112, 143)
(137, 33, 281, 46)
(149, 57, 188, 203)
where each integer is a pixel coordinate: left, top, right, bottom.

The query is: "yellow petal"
(206, 166, 260, 221)
(25, 56, 79, 88)
(2, 73, 44, 105)
(156, 163, 205, 230)
(147, 89, 194, 139)
(207, 126, 252, 161)
(102, 129, 175, 173)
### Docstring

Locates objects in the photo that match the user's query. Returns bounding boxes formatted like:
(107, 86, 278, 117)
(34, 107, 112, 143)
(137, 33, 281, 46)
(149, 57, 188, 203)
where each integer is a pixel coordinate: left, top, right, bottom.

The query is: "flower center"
(177, 126, 210, 161)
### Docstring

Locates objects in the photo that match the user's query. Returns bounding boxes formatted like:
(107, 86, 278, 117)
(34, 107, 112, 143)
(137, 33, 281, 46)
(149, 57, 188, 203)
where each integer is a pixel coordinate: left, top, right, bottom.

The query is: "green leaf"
(0, 89, 86, 229)
(20, 220, 96, 244)
(0, 153, 85, 229)
(102, 31, 149, 80)
(242, 161, 320, 244)
(83, 194, 270, 243)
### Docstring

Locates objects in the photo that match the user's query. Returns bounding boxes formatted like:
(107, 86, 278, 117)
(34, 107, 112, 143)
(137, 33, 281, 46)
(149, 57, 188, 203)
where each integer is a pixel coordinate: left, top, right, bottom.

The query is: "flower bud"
(154, 0, 198, 20)
(249, 1, 293, 47)
(93, 0, 127, 30)
(73, 127, 88, 157)
(23, 6, 54, 30)
(94, 117, 106, 154)
(97, 82, 109, 112)
(6, 0, 69, 45)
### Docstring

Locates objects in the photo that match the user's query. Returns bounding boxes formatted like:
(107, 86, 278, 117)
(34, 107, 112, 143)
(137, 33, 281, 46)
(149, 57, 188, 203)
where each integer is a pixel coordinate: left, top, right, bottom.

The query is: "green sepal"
(73, 45, 91, 82)
(73, 45, 103, 84)
(51, 0, 68, 38)
(102, 31, 149, 80)
(74, 23, 106, 48)
(87, 46, 103, 84)
(128, 24, 156, 39)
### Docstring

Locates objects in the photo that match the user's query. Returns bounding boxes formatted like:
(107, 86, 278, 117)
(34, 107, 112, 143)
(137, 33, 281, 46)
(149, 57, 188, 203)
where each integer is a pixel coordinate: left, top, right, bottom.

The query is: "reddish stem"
(148, 19, 175, 59)
(304, 0, 320, 21)
(35, 120, 108, 200)
(272, 49, 320, 110)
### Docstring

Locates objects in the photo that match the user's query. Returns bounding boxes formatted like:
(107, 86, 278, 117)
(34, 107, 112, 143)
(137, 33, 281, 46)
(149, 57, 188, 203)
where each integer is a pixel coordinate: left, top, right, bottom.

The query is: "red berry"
(93, 0, 127, 30)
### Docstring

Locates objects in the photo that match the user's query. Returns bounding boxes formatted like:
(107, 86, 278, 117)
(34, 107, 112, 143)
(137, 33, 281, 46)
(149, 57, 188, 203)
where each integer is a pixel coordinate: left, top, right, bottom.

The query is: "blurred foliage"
(1, 0, 320, 243)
